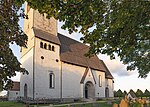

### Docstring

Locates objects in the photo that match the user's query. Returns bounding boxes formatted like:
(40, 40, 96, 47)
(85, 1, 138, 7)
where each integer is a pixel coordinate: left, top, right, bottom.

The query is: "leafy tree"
(114, 89, 124, 98)
(18, 0, 150, 78)
(143, 89, 150, 98)
(1, 0, 150, 89)
(123, 90, 128, 96)
(114, 90, 117, 97)
(0, 0, 28, 90)
(136, 89, 143, 97)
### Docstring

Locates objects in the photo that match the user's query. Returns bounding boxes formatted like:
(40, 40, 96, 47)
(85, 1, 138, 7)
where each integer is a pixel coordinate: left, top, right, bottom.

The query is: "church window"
(40, 42, 43, 48)
(49, 73, 55, 88)
(99, 75, 102, 87)
(41, 56, 44, 59)
(48, 44, 51, 50)
(52, 46, 55, 51)
(44, 43, 47, 49)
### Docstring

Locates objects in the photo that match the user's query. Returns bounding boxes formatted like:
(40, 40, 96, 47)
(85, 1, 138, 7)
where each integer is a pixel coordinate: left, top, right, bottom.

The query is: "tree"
(19, 0, 150, 78)
(143, 89, 150, 98)
(136, 89, 143, 97)
(0, 0, 28, 90)
(123, 90, 128, 96)
(0, 0, 150, 89)
(114, 89, 124, 98)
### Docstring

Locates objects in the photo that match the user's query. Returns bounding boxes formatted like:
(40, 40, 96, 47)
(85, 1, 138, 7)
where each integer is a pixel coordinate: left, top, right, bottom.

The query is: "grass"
(1, 101, 150, 107)
(0, 101, 25, 107)
(0, 101, 112, 107)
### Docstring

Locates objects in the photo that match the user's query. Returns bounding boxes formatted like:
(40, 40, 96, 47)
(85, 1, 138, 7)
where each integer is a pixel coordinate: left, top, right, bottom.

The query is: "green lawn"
(0, 101, 112, 107)
(0, 101, 25, 107)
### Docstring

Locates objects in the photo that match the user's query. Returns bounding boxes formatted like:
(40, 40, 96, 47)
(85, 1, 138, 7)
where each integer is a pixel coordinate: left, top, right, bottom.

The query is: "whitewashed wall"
(105, 78, 114, 97)
(34, 38, 61, 99)
(92, 70, 106, 98)
(20, 48, 34, 98)
(8, 91, 20, 101)
(61, 62, 85, 98)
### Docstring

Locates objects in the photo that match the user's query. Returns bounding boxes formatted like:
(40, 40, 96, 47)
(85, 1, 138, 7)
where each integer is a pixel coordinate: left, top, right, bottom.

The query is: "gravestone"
(107, 101, 112, 105)
(119, 99, 129, 107)
(113, 103, 118, 107)
(49, 104, 53, 107)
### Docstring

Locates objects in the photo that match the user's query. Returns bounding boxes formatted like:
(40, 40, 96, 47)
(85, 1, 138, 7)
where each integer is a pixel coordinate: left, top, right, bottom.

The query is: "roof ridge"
(58, 33, 87, 45)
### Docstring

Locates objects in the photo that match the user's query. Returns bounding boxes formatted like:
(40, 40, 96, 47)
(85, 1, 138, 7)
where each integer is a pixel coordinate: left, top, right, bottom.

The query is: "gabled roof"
(80, 67, 96, 84)
(33, 28, 113, 79)
(10, 82, 20, 91)
(101, 61, 113, 79)
(128, 90, 137, 98)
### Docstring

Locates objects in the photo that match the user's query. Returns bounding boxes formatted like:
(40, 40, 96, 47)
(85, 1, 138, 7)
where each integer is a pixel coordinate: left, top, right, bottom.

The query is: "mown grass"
(0, 101, 25, 107)
(0, 101, 112, 107)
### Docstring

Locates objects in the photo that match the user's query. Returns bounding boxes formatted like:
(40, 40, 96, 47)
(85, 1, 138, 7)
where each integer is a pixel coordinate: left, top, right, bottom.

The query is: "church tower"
(20, 2, 61, 99)
(22, 2, 57, 57)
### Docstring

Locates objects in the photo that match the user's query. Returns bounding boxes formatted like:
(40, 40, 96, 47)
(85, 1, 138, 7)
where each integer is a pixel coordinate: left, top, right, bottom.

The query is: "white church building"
(9, 3, 114, 101)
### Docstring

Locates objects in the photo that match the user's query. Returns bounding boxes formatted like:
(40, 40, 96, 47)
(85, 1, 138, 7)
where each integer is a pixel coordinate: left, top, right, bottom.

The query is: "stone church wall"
(34, 38, 61, 99)
(20, 48, 34, 98)
(92, 70, 106, 98)
(105, 78, 114, 97)
(61, 62, 85, 98)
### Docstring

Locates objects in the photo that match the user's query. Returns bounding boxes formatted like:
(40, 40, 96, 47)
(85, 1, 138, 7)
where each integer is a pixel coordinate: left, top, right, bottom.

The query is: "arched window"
(52, 46, 55, 51)
(48, 44, 51, 50)
(24, 84, 27, 99)
(40, 42, 43, 48)
(49, 73, 55, 88)
(44, 43, 47, 49)
(99, 75, 102, 87)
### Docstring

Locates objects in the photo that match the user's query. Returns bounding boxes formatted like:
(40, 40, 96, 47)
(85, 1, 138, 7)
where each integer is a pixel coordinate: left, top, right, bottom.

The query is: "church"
(8, 2, 114, 101)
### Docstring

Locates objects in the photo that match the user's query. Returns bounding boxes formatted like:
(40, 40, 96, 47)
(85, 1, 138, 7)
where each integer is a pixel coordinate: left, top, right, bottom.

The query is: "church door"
(105, 87, 109, 98)
(84, 81, 95, 99)
(85, 85, 88, 98)
(24, 84, 27, 99)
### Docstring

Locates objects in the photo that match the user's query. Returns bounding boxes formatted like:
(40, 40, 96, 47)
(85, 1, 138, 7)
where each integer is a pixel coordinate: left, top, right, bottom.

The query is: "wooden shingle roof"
(10, 82, 20, 91)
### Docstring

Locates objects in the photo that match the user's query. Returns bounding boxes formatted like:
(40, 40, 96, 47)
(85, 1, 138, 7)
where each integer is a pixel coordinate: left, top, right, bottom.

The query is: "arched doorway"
(105, 87, 109, 98)
(24, 84, 27, 99)
(84, 81, 95, 99)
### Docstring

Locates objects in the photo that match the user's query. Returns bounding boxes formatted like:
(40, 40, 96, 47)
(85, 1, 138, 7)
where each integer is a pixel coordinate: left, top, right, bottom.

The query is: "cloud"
(99, 54, 135, 77)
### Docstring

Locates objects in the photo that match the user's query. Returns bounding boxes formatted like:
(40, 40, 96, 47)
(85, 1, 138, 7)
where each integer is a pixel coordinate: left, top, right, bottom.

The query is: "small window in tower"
(49, 73, 55, 88)
(40, 42, 43, 48)
(52, 46, 55, 51)
(48, 44, 51, 50)
(44, 43, 47, 49)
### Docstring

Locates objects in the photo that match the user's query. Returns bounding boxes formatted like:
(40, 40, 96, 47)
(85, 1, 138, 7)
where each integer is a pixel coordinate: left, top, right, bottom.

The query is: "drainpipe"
(33, 11, 35, 100)
(60, 61, 62, 101)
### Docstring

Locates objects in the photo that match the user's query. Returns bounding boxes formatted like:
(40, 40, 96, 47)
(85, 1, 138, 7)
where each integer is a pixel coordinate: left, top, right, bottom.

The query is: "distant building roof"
(33, 28, 113, 79)
(10, 82, 20, 91)
(128, 90, 137, 98)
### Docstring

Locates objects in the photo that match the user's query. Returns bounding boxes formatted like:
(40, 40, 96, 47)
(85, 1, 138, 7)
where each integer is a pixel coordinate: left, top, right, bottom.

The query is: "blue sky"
(10, 13, 150, 93)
